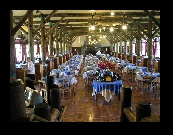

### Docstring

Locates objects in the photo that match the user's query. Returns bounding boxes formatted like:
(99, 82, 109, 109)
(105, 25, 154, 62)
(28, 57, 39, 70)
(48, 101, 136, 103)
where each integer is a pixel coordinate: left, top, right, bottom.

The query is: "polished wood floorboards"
(61, 74, 160, 122)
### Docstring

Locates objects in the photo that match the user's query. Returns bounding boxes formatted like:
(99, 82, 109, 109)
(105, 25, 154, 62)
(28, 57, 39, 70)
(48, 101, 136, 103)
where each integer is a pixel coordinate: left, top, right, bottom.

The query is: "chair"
(25, 77, 35, 90)
(142, 75, 152, 92)
(121, 67, 128, 81)
(74, 69, 79, 76)
(60, 79, 71, 98)
(150, 77, 160, 95)
(135, 73, 144, 91)
(87, 74, 94, 86)
(127, 68, 134, 82)
(135, 74, 152, 92)
(83, 72, 88, 87)
(70, 76, 77, 95)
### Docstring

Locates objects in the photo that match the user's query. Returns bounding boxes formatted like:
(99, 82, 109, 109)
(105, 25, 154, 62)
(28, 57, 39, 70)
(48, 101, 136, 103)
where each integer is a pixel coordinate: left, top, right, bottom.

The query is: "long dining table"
(92, 80, 123, 102)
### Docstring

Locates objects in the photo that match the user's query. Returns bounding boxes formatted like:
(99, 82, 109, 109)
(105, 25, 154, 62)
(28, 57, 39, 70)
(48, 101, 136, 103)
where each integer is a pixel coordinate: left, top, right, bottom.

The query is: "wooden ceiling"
(12, 10, 160, 40)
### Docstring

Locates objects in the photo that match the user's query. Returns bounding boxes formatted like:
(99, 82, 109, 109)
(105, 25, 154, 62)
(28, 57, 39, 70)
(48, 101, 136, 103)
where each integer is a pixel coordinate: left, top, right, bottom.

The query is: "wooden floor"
(60, 73, 160, 122)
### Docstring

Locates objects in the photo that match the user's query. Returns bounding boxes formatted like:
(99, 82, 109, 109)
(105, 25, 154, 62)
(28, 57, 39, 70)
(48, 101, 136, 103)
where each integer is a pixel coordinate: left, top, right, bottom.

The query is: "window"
(15, 44, 22, 62)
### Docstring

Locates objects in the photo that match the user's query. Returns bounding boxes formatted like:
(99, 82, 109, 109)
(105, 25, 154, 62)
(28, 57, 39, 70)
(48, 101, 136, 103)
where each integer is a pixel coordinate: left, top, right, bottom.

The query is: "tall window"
(15, 44, 22, 62)
(132, 43, 136, 55)
(142, 39, 147, 56)
(155, 37, 160, 58)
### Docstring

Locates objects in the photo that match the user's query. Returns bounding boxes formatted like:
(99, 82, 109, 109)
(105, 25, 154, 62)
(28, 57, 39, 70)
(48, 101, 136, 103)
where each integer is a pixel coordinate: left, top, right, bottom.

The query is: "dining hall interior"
(10, 10, 160, 122)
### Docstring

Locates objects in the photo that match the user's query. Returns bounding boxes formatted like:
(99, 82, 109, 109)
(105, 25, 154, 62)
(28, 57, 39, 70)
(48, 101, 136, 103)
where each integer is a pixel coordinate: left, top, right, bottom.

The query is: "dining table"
(92, 80, 123, 102)
(140, 72, 160, 79)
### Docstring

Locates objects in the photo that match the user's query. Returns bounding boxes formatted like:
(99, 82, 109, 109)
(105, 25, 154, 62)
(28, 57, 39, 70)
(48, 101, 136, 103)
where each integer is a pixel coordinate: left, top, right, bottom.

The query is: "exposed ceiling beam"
(128, 16, 148, 36)
(11, 10, 34, 36)
(33, 10, 58, 33)
(13, 20, 28, 35)
(13, 12, 160, 18)
(143, 10, 160, 29)
(53, 21, 69, 40)
(45, 16, 65, 38)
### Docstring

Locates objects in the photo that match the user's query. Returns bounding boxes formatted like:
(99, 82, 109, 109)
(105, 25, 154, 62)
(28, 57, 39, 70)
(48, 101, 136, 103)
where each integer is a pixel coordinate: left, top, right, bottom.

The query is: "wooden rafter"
(45, 17, 65, 38)
(33, 10, 58, 33)
(53, 22, 70, 40)
(128, 16, 148, 36)
(11, 10, 34, 36)
(13, 20, 28, 35)
(143, 10, 160, 29)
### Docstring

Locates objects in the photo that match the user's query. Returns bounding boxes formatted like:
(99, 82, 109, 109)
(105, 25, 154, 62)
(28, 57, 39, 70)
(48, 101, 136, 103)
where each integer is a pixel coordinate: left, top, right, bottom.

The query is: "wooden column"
(123, 28, 127, 60)
(124, 40, 127, 60)
(60, 32, 63, 54)
(136, 27, 141, 56)
(120, 37, 122, 60)
(10, 10, 16, 79)
(129, 25, 133, 63)
(41, 17, 46, 64)
(55, 30, 60, 56)
(28, 11, 34, 62)
(49, 22, 54, 56)
(115, 33, 119, 56)
(147, 18, 153, 71)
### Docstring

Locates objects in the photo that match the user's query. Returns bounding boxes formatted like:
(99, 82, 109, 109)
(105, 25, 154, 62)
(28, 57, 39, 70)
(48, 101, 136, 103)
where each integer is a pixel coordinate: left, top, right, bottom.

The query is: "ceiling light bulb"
(103, 27, 105, 31)
(122, 25, 127, 30)
(110, 27, 114, 32)
(91, 25, 95, 30)
(111, 12, 114, 16)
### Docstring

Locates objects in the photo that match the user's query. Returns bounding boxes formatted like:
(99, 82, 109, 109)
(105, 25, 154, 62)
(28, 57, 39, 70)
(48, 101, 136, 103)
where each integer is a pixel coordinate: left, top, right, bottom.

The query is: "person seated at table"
(43, 66, 49, 77)
(109, 51, 114, 57)
(96, 50, 101, 59)
(85, 55, 91, 63)
(59, 72, 67, 78)
(98, 59, 104, 68)
(74, 69, 79, 76)
(109, 59, 116, 70)
(71, 74, 77, 84)
(29, 82, 44, 107)
(105, 59, 111, 69)
(26, 57, 35, 80)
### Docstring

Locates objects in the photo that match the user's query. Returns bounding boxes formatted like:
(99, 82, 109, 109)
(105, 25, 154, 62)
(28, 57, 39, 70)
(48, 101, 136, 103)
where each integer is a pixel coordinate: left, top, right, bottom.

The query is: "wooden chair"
(60, 79, 71, 98)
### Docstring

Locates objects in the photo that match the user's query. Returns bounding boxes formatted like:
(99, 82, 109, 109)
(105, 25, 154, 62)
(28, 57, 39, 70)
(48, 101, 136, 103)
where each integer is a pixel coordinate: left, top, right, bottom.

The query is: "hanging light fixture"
(111, 12, 114, 16)
(90, 25, 95, 30)
(110, 27, 114, 32)
(122, 25, 127, 30)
